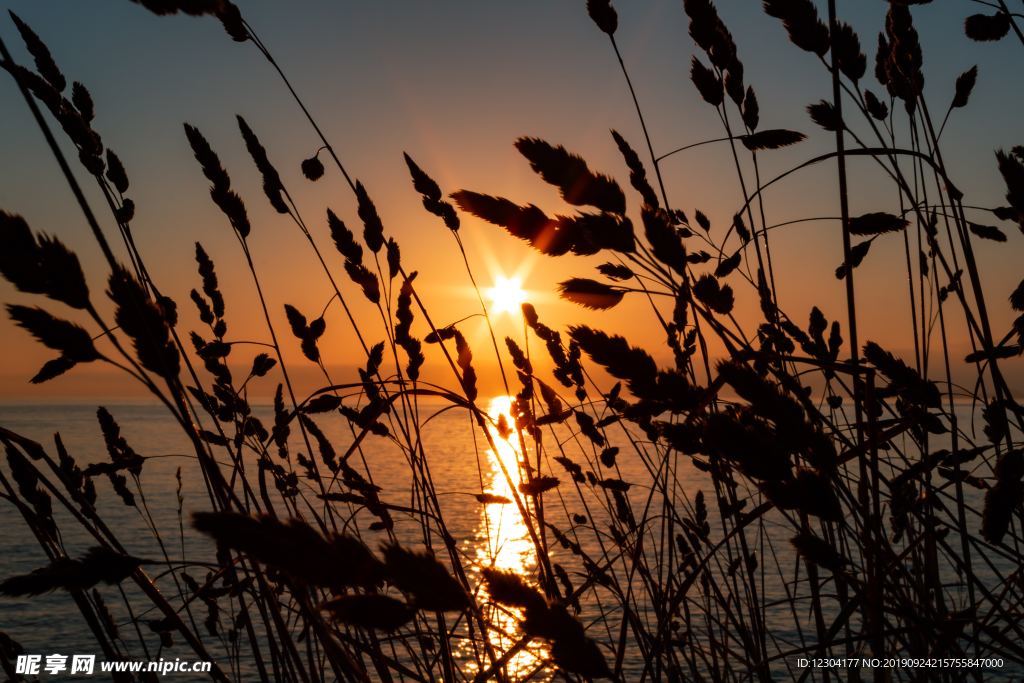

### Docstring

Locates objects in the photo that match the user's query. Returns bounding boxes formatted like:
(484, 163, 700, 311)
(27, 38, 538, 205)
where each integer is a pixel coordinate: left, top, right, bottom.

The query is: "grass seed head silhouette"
(0, 1, 1023, 680)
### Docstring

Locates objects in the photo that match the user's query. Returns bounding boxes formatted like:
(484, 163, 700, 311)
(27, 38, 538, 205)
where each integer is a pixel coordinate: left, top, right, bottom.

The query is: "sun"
(486, 276, 527, 316)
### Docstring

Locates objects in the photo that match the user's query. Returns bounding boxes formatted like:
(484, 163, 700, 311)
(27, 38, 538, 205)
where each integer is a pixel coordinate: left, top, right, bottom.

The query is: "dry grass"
(1, 1, 1024, 681)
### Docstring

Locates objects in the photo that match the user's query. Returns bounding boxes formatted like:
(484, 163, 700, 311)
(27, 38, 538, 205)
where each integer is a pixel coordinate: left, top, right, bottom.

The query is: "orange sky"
(1, 2, 1021, 402)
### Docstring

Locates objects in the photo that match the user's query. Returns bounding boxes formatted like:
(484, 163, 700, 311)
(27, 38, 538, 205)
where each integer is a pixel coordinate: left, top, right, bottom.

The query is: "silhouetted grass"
(2, 1, 1024, 681)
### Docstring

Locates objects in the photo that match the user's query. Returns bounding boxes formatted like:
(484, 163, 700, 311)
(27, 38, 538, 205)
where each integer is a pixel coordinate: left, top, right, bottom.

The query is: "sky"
(0, 0, 1021, 402)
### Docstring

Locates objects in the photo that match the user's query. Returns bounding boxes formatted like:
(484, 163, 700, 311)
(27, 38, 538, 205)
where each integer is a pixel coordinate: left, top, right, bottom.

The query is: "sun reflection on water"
(461, 395, 549, 678)
(478, 396, 535, 572)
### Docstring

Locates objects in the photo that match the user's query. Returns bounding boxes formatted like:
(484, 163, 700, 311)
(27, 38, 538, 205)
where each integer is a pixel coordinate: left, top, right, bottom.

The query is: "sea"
(0, 402, 1018, 682)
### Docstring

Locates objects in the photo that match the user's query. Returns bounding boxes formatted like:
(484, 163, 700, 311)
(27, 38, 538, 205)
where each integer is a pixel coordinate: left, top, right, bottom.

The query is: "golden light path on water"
(478, 396, 534, 572)
(459, 395, 549, 678)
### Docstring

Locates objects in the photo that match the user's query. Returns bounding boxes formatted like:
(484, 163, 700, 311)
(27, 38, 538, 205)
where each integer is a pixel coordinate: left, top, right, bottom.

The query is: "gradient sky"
(0, 1, 1021, 401)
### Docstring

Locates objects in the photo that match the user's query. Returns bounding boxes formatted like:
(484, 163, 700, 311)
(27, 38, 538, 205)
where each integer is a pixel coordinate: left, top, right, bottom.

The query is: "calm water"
(0, 403, 1016, 681)
(1, 401, 635, 681)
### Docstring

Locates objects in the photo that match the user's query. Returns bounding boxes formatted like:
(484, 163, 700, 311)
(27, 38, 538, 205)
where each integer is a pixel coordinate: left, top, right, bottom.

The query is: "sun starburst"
(486, 275, 527, 316)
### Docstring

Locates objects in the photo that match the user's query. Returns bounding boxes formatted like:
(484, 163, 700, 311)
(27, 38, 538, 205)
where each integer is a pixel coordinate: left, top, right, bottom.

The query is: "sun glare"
(458, 395, 546, 677)
(486, 276, 526, 316)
